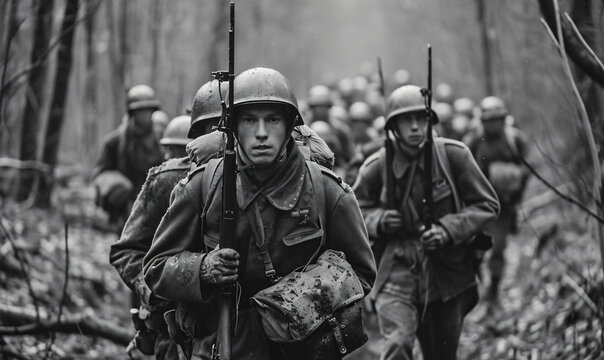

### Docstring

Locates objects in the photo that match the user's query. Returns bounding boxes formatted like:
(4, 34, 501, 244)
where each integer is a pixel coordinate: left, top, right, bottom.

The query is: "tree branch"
(0, 304, 132, 346)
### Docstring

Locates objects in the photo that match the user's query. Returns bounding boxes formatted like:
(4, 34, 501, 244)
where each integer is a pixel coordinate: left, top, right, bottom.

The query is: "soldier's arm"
(437, 143, 500, 245)
(109, 167, 178, 295)
(325, 179, 377, 296)
(92, 133, 118, 180)
(143, 179, 208, 304)
(351, 153, 385, 240)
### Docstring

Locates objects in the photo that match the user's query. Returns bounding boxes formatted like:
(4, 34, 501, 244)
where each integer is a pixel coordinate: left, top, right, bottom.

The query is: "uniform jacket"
(468, 126, 530, 208)
(92, 123, 164, 196)
(109, 157, 191, 300)
(353, 137, 499, 301)
(143, 144, 376, 359)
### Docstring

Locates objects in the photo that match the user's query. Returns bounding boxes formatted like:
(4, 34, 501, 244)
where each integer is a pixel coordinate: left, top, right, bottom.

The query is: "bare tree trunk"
(476, 0, 494, 95)
(0, 0, 20, 157)
(150, 0, 161, 87)
(105, 0, 126, 128)
(83, 0, 98, 168)
(37, 0, 80, 207)
(16, 0, 55, 201)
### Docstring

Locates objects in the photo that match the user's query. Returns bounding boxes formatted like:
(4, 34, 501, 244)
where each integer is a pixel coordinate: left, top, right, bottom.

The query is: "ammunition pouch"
(250, 250, 368, 359)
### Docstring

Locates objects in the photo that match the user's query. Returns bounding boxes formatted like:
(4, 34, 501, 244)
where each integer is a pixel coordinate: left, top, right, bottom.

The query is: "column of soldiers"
(96, 62, 529, 359)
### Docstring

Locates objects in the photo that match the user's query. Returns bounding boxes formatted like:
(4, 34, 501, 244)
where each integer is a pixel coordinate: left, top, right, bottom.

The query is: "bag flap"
(250, 249, 364, 342)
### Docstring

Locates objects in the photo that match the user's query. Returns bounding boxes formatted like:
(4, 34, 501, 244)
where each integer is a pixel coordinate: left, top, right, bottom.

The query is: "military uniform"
(92, 124, 164, 228)
(143, 143, 376, 360)
(109, 157, 191, 359)
(353, 137, 499, 360)
(468, 126, 529, 299)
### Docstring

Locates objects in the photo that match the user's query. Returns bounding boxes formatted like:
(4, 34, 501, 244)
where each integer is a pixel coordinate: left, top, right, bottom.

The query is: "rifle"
(211, 3, 236, 359)
(421, 45, 434, 229)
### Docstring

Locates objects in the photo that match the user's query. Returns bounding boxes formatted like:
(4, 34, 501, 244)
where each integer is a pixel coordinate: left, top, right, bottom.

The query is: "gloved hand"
(199, 248, 239, 285)
(420, 225, 451, 250)
(379, 210, 404, 235)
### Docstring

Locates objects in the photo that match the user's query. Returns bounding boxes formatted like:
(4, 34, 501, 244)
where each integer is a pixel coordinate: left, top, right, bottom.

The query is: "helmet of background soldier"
(434, 83, 454, 104)
(151, 110, 170, 140)
(226, 67, 303, 127)
(126, 85, 161, 111)
(329, 105, 349, 124)
(307, 85, 334, 108)
(393, 69, 411, 89)
(433, 102, 453, 124)
(385, 85, 438, 128)
(453, 97, 475, 118)
(480, 96, 508, 121)
(160, 115, 192, 146)
(348, 101, 374, 123)
(189, 80, 225, 139)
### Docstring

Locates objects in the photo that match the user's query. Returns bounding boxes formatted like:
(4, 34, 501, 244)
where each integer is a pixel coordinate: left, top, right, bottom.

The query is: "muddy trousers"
(376, 287, 478, 360)
(486, 207, 515, 299)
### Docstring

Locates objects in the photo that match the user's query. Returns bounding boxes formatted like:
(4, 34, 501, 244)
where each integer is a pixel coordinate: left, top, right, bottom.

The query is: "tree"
(37, 0, 81, 206)
(16, 0, 55, 201)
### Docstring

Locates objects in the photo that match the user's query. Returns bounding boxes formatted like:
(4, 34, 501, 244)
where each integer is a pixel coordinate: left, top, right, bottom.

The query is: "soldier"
(468, 96, 530, 303)
(92, 84, 165, 232)
(143, 67, 376, 360)
(109, 80, 223, 359)
(353, 85, 499, 360)
(152, 110, 171, 142)
(433, 102, 458, 140)
(160, 115, 195, 160)
(307, 84, 355, 166)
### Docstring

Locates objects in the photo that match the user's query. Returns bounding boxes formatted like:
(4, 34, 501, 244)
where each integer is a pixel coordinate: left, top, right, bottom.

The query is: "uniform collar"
(391, 140, 425, 179)
(237, 142, 306, 211)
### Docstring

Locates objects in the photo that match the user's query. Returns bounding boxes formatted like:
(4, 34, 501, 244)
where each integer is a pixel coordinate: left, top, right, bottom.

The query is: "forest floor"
(1, 175, 603, 359)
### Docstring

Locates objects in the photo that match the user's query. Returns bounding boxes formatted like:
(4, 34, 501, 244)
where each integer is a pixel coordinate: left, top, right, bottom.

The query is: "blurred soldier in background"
(160, 115, 194, 160)
(345, 101, 384, 185)
(433, 102, 458, 140)
(92, 84, 164, 233)
(307, 84, 355, 167)
(452, 97, 476, 143)
(152, 110, 171, 142)
(468, 96, 530, 304)
(434, 83, 454, 105)
(143, 67, 376, 360)
(353, 85, 499, 360)
(110, 80, 224, 359)
(348, 101, 375, 145)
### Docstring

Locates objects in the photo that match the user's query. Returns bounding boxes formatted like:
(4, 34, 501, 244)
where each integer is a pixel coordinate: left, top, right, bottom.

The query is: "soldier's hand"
(199, 248, 239, 285)
(379, 210, 404, 234)
(420, 225, 451, 250)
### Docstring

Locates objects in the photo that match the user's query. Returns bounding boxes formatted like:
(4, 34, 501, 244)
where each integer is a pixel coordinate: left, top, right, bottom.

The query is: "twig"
(43, 222, 69, 360)
(0, 17, 26, 131)
(563, 13, 604, 75)
(561, 273, 598, 314)
(0, 157, 51, 173)
(0, 219, 40, 321)
(519, 156, 604, 223)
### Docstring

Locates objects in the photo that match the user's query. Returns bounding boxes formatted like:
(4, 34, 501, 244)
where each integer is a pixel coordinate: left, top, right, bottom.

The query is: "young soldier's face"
(393, 111, 428, 147)
(236, 104, 289, 166)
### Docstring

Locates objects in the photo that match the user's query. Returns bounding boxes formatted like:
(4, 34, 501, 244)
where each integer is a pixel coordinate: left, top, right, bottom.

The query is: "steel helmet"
(480, 96, 508, 121)
(160, 115, 192, 146)
(433, 102, 453, 123)
(385, 85, 438, 127)
(434, 83, 454, 104)
(126, 85, 161, 111)
(226, 67, 303, 126)
(348, 101, 373, 123)
(189, 80, 225, 138)
(393, 69, 411, 88)
(453, 97, 475, 118)
(307, 85, 334, 107)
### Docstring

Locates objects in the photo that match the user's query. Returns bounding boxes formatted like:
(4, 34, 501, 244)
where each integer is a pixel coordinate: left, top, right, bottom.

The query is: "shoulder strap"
(434, 140, 462, 211)
(199, 158, 223, 245)
(306, 161, 327, 246)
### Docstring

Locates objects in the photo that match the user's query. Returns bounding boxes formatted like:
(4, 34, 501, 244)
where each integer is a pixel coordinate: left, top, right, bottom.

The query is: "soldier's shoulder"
(149, 157, 191, 177)
(360, 147, 385, 169)
(310, 162, 352, 193)
(437, 137, 471, 155)
(179, 158, 223, 187)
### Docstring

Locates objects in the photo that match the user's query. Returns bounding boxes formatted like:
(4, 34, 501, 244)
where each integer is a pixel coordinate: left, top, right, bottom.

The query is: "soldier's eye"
(241, 116, 255, 124)
(268, 116, 283, 123)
